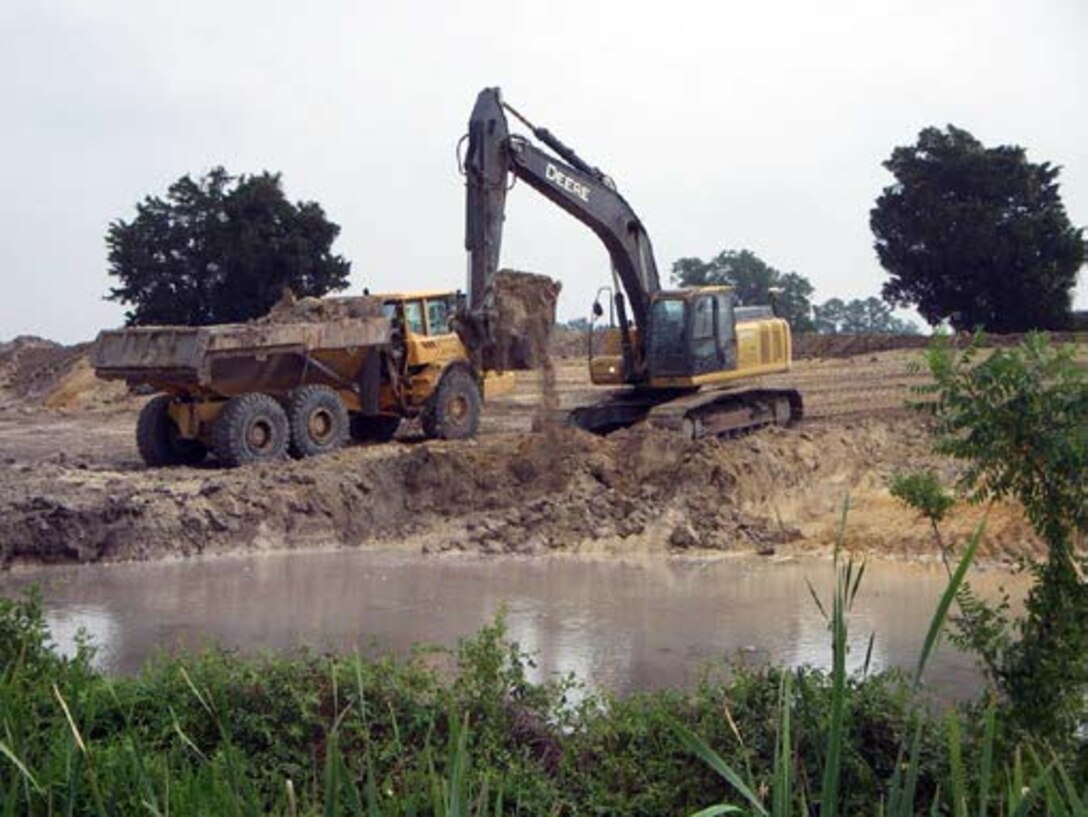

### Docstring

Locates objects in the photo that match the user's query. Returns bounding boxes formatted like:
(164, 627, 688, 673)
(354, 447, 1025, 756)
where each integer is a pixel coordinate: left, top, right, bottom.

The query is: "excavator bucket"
(478, 269, 561, 371)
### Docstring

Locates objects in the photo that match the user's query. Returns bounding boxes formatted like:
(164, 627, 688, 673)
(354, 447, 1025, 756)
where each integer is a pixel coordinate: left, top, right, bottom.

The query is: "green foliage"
(919, 333, 1088, 543)
(889, 470, 955, 562)
(670, 523, 1084, 816)
(814, 296, 920, 335)
(3, 581, 1087, 815)
(106, 167, 351, 326)
(915, 332, 1088, 759)
(671, 249, 816, 331)
(871, 125, 1085, 331)
(888, 471, 954, 528)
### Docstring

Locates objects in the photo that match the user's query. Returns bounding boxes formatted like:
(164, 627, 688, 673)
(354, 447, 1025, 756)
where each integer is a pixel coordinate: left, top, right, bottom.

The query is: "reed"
(672, 511, 1086, 815)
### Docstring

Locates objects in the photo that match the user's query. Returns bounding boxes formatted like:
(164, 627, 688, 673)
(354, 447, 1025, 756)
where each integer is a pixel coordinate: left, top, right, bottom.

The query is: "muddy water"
(1, 551, 1028, 702)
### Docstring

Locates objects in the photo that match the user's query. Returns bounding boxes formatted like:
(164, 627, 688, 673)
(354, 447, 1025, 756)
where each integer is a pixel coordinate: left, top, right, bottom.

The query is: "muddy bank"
(0, 415, 1040, 568)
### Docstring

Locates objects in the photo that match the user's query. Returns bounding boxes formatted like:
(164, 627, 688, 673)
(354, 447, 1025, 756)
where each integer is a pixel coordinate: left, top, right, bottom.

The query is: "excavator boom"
(463, 87, 659, 379)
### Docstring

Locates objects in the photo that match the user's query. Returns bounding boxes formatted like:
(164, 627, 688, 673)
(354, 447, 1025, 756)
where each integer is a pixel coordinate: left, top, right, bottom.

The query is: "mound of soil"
(793, 333, 931, 359)
(1, 336, 132, 413)
(257, 292, 383, 324)
(0, 337, 88, 401)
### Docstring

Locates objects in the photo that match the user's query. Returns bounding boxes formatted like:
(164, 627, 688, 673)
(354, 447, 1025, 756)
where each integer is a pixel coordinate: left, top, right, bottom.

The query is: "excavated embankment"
(0, 415, 1040, 567)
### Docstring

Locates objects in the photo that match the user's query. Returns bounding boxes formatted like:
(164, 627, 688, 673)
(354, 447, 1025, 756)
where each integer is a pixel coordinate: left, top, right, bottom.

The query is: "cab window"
(692, 296, 716, 340)
(425, 297, 451, 335)
(403, 301, 425, 335)
(649, 298, 686, 353)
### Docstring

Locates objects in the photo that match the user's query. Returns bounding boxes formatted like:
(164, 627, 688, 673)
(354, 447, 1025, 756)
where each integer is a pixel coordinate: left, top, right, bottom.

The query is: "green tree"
(919, 333, 1088, 753)
(813, 297, 845, 334)
(671, 249, 815, 330)
(871, 126, 1084, 332)
(813, 296, 919, 334)
(840, 298, 869, 333)
(106, 167, 351, 326)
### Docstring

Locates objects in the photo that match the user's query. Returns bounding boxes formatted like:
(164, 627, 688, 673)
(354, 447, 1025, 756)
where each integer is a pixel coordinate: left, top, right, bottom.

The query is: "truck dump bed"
(91, 297, 390, 396)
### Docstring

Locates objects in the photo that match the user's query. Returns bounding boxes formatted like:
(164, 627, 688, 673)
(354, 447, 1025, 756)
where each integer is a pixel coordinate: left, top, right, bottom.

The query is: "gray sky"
(2, 0, 1085, 343)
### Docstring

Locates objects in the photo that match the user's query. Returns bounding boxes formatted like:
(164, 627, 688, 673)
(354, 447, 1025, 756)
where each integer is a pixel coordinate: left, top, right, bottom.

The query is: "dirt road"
(0, 343, 1041, 567)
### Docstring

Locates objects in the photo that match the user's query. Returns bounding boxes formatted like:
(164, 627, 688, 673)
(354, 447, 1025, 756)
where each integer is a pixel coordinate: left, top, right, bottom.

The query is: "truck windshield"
(426, 298, 451, 335)
(403, 301, 425, 335)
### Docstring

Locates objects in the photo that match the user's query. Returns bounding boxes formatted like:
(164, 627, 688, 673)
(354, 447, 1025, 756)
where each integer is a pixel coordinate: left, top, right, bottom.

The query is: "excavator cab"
(646, 286, 793, 390)
(590, 286, 741, 386)
(646, 287, 738, 381)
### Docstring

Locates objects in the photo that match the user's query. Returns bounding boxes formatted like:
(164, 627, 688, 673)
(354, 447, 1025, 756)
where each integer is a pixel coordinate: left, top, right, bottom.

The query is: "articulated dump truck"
(91, 289, 529, 468)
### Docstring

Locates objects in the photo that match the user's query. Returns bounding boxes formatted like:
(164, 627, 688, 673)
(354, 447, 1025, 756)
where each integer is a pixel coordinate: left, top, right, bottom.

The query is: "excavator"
(456, 87, 802, 439)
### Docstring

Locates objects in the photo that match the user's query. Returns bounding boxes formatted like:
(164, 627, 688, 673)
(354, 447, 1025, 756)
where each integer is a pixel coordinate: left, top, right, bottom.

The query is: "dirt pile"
(1, 337, 85, 400)
(0, 415, 1041, 567)
(793, 333, 931, 359)
(0, 337, 132, 412)
(257, 292, 383, 324)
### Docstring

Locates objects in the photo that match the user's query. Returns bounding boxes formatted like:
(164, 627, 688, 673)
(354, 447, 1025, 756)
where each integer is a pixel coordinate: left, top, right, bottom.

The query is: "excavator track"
(566, 388, 803, 440)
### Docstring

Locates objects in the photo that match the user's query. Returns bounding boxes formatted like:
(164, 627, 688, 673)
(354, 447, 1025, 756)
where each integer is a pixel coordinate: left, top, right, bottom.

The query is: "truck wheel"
(286, 385, 348, 458)
(212, 393, 289, 467)
(349, 414, 401, 443)
(136, 394, 208, 467)
(421, 368, 480, 440)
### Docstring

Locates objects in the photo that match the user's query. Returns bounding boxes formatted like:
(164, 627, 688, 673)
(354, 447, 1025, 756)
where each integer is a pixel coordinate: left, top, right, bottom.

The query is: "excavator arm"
(462, 87, 660, 378)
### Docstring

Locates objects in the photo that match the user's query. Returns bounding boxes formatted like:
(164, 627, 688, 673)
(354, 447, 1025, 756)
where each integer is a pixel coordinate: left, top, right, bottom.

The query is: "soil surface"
(1, 331, 1052, 568)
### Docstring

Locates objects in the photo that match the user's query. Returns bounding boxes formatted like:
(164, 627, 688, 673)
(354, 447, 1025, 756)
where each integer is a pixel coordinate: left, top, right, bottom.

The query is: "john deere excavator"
(456, 87, 802, 439)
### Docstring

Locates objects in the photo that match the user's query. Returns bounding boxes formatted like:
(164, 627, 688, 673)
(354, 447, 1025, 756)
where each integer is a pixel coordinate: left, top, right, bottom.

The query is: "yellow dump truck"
(92, 291, 513, 467)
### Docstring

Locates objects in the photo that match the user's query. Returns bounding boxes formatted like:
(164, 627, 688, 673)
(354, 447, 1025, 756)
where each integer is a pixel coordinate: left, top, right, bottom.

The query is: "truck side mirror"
(592, 301, 604, 319)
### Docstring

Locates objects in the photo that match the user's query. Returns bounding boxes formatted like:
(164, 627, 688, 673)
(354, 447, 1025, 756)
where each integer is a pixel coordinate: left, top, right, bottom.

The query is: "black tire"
(421, 368, 481, 440)
(349, 413, 401, 443)
(212, 393, 289, 467)
(136, 394, 207, 467)
(286, 385, 348, 458)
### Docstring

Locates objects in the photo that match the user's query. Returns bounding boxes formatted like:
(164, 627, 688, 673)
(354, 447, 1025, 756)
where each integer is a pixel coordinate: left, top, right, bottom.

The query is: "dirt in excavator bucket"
(490, 269, 562, 370)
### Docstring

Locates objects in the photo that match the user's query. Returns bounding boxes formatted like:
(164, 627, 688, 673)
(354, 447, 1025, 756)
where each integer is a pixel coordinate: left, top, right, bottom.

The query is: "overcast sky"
(1, 0, 1085, 343)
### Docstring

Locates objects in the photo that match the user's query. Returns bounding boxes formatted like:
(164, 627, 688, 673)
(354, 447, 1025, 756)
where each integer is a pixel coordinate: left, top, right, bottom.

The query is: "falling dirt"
(487, 269, 562, 370)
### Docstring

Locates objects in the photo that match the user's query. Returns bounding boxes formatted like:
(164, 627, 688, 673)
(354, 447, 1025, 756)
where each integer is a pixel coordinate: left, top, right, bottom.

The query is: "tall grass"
(671, 510, 1087, 815)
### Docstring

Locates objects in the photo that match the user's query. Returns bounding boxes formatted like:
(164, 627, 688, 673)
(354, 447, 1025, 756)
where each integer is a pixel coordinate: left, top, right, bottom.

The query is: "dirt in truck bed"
(0, 334, 1055, 568)
(256, 291, 384, 324)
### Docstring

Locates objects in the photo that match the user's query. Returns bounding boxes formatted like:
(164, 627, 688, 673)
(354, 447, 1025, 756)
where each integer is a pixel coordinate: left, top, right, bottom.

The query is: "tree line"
(669, 248, 920, 334)
(106, 125, 1084, 333)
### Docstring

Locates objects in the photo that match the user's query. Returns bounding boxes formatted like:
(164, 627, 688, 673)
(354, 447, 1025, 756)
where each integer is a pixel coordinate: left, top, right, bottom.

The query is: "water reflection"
(2, 551, 1026, 701)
